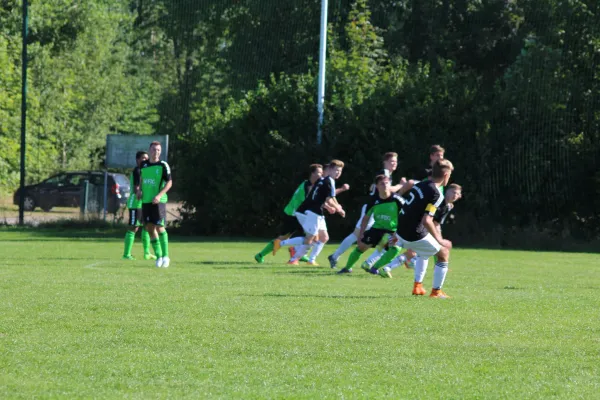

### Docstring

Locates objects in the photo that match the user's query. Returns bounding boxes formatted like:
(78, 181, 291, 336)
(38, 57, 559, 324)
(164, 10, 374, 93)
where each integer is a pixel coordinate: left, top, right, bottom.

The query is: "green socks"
(151, 238, 163, 258)
(123, 231, 135, 257)
(259, 240, 274, 257)
(346, 247, 364, 269)
(142, 229, 151, 255)
(158, 231, 169, 258)
(372, 246, 402, 269)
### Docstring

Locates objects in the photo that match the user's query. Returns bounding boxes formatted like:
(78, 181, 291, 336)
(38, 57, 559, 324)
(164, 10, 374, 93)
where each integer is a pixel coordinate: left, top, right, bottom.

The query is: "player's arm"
(133, 168, 142, 200)
(393, 179, 415, 196)
(357, 208, 373, 243)
(325, 196, 345, 217)
(335, 183, 350, 195)
(152, 163, 173, 204)
(422, 214, 451, 249)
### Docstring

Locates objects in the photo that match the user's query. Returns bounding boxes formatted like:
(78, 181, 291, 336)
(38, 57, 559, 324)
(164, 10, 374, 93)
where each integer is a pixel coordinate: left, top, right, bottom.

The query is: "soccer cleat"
(429, 289, 451, 299)
(162, 257, 170, 268)
(412, 282, 427, 296)
(288, 247, 296, 259)
(328, 254, 338, 269)
(254, 253, 264, 264)
(337, 268, 352, 274)
(272, 239, 282, 255)
(360, 261, 371, 273)
(144, 254, 157, 260)
(156, 257, 164, 268)
(369, 267, 380, 275)
(300, 256, 310, 262)
(307, 261, 319, 266)
(378, 266, 393, 278)
(287, 259, 299, 265)
(122, 255, 136, 260)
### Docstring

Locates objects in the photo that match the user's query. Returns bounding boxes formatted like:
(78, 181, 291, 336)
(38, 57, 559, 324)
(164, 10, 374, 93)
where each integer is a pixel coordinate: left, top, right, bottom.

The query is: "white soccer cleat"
(161, 257, 170, 268)
(156, 257, 164, 268)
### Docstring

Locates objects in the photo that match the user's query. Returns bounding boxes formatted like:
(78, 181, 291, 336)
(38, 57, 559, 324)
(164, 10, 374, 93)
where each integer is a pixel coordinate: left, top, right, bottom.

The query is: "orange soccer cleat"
(412, 282, 427, 296)
(429, 289, 451, 299)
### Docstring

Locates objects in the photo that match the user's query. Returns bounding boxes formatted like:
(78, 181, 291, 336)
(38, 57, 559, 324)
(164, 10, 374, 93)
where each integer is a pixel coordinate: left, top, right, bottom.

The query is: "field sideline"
(1, 230, 599, 398)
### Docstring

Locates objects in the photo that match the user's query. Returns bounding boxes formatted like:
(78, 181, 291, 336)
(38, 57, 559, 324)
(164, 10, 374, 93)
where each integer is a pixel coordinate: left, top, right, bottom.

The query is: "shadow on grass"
(241, 293, 396, 300)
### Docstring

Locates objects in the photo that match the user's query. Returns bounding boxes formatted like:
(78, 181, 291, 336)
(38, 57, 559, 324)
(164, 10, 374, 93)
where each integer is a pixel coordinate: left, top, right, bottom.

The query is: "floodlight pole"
(19, 0, 28, 225)
(316, 0, 328, 145)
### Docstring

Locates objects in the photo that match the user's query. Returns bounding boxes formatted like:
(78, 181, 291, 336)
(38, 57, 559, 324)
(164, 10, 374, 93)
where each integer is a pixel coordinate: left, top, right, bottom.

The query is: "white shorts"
(354, 204, 375, 230)
(395, 233, 441, 258)
(295, 211, 327, 236)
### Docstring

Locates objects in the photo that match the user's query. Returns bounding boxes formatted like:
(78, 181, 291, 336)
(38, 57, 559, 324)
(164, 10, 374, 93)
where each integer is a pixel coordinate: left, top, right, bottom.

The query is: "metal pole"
(103, 170, 108, 221)
(18, 0, 28, 225)
(316, 0, 328, 145)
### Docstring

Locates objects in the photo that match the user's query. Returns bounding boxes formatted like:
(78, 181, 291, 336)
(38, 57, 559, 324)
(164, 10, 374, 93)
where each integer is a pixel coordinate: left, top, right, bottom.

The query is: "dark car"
(13, 171, 131, 213)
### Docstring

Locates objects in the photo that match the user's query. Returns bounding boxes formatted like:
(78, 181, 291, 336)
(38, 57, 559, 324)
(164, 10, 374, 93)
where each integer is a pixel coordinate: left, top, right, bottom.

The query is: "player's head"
(446, 183, 462, 203)
(429, 144, 445, 166)
(325, 159, 344, 180)
(375, 174, 391, 193)
(431, 159, 453, 186)
(149, 141, 161, 162)
(135, 151, 148, 167)
(309, 163, 323, 184)
(383, 152, 398, 172)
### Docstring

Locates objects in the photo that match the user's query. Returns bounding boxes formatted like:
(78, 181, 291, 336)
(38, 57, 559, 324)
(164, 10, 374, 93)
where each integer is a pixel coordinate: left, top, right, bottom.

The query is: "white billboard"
(106, 134, 169, 168)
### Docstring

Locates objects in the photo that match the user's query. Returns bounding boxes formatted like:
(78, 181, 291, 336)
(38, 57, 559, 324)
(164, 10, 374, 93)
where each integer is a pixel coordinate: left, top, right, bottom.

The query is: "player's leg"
(122, 209, 139, 260)
(328, 205, 368, 268)
(377, 247, 416, 278)
(154, 203, 170, 267)
(338, 229, 380, 274)
(307, 222, 329, 265)
(143, 204, 163, 266)
(288, 212, 320, 264)
(138, 208, 156, 260)
(429, 247, 451, 298)
(412, 256, 429, 295)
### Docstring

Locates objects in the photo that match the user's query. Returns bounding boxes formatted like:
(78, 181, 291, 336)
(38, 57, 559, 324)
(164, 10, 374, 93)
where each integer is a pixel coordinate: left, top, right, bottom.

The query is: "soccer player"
(376, 159, 455, 299)
(328, 152, 410, 268)
(336, 175, 407, 274)
(136, 141, 172, 268)
(410, 183, 462, 294)
(417, 144, 445, 181)
(254, 164, 324, 263)
(274, 160, 346, 264)
(122, 151, 156, 260)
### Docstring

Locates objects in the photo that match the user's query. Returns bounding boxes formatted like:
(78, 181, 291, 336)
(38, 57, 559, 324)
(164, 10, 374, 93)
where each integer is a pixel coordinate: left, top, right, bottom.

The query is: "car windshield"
(112, 174, 130, 187)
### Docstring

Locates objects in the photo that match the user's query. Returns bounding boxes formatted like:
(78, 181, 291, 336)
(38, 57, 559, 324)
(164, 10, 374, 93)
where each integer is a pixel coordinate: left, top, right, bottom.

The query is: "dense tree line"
(1, 0, 598, 243)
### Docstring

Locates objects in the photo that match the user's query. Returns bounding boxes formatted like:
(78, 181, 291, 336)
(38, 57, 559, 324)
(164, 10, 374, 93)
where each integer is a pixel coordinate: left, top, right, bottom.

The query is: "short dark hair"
(309, 164, 323, 174)
(150, 141, 161, 148)
(430, 144, 445, 155)
(375, 174, 389, 184)
(447, 183, 462, 192)
(135, 151, 148, 160)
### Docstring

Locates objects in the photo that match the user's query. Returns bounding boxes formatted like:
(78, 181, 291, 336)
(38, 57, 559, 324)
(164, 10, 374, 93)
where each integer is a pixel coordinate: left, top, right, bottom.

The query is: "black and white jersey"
(396, 180, 444, 241)
(297, 176, 336, 216)
(433, 201, 454, 226)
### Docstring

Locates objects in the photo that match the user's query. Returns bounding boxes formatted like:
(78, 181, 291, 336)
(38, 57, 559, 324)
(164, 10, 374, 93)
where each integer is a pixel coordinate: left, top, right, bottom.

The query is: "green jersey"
(365, 193, 404, 231)
(127, 167, 143, 209)
(139, 160, 171, 204)
(283, 180, 311, 216)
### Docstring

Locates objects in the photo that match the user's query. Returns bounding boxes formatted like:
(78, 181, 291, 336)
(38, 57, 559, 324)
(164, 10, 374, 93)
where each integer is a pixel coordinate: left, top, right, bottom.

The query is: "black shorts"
(142, 203, 167, 226)
(278, 214, 303, 237)
(128, 208, 144, 227)
(361, 228, 393, 247)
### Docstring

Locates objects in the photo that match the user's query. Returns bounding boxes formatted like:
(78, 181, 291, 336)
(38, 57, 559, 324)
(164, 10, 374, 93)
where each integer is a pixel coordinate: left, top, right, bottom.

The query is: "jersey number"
(399, 193, 415, 215)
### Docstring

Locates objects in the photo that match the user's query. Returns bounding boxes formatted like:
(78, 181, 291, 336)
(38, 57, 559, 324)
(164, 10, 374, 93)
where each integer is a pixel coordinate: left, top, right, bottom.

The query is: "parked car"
(13, 171, 130, 213)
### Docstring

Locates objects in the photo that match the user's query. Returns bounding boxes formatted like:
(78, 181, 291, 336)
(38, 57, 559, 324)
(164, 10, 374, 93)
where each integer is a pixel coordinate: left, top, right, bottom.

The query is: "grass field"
(1, 229, 599, 399)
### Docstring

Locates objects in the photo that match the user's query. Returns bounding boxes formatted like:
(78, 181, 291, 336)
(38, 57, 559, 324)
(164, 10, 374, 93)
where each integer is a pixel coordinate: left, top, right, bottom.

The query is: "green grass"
(1, 230, 599, 399)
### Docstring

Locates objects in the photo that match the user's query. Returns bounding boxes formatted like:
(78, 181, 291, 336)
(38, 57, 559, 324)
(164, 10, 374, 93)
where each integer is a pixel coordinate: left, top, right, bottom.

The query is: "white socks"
(432, 262, 449, 289)
(280, 237, 305, 247)
(413, 256, 429, 283)
(308, 241, 325, 262)
(332, 233, 357, 260)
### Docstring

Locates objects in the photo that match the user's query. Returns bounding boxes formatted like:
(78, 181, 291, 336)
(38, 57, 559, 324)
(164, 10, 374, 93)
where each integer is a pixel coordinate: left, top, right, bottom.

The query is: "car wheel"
(23, 196, 36, 211)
